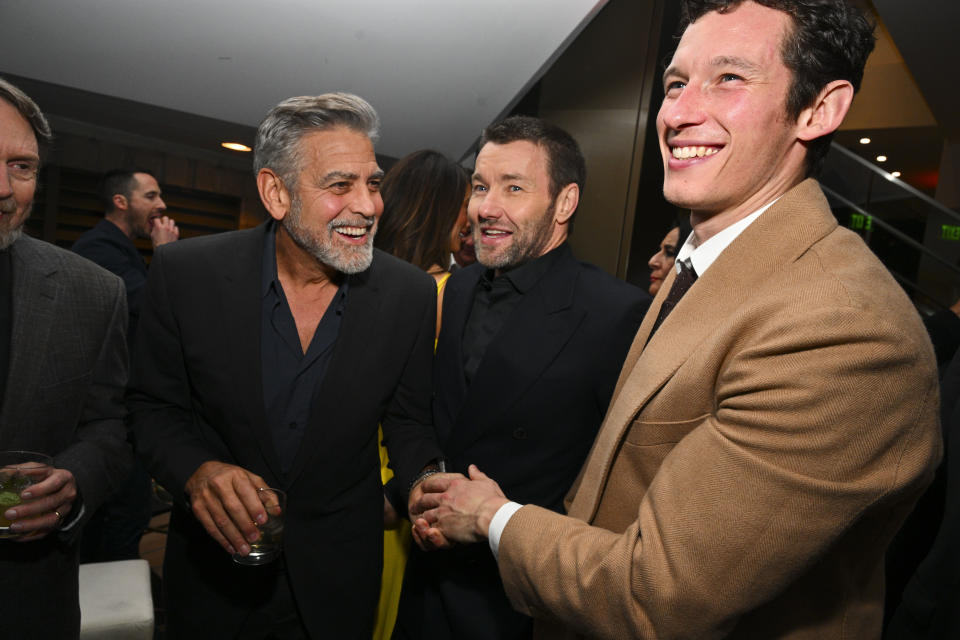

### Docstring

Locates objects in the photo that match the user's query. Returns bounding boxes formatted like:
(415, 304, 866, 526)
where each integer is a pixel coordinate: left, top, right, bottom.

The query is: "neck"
(104, 212, 133, 240)
(274, 224, 340, 288)
(691, 175, 803, 244)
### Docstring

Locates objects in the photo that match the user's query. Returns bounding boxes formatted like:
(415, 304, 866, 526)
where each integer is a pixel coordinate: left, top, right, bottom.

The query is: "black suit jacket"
(127, 223, 442, 638)
(0, 234, 131, 638)
(72, 218, 148, 347)
(396, 243, 650, 640)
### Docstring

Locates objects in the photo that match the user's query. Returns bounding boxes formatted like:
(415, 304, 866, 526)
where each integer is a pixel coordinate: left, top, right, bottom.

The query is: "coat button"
(512, 427, 527, 440)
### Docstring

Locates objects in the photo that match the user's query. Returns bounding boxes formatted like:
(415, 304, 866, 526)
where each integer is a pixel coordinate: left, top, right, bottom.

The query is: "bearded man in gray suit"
(0, 76, 132, 638)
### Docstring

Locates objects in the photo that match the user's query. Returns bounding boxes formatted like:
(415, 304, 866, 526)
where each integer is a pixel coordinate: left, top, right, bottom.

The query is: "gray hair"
(253, 93, 380, 188)
(0, 76, 53, 155)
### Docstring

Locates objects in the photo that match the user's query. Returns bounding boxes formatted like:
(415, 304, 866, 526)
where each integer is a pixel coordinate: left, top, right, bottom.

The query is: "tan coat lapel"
(568, 179, 838, 522)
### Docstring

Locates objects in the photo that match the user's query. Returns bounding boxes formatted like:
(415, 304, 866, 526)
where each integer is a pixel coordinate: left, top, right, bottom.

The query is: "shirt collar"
(261, 220, 351, 300)
(480, 242, 568, 293)
(675, 198, 779, 276)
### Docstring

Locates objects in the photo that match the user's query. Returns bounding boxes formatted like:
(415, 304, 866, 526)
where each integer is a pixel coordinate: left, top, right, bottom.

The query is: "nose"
(648, 248, 663, 270)
(157, 197, 167, 211)
(658, 84, 706, 132)
(474, 192, 503, 223)
(352, 186, 381, 218)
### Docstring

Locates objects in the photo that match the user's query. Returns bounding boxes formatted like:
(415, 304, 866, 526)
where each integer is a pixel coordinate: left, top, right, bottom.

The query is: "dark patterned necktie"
(649, 259, 698, 338)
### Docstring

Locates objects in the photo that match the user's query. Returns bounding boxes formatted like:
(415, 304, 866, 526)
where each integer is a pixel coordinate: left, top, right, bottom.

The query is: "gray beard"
(282, 194, 375, 275)
(0, 227, 22, 251)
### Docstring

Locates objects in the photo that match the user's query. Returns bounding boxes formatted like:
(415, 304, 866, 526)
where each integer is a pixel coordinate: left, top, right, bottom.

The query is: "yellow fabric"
(372, 271, 450, 640)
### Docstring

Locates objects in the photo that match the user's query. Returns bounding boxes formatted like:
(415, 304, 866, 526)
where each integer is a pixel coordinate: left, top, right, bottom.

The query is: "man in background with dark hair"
(394, 115, 649, 639)
(411, 2, 941, 638)
(71, 169, 178, 564)
(74, 169, 178, 346)
(0, 75, 132, 637)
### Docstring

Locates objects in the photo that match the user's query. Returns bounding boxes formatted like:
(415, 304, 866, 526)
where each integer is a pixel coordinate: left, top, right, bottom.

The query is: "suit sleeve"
(126, 247, 214, 508)
(497, 304, 941, 639)
(54, 274, 133, 536)
(380, 274, 443, 496)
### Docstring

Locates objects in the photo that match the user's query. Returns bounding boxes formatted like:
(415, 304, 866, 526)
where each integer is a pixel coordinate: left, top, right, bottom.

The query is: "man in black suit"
(0, 76, 132, 637)
(127, 93, 443, 638)
(72, 168, 179, 564)
(394, 116, 650, 639)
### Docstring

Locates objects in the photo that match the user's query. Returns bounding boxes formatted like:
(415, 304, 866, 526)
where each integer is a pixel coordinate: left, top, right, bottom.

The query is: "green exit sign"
(850, 213, 872, 231)
(942, 225, 960, 241)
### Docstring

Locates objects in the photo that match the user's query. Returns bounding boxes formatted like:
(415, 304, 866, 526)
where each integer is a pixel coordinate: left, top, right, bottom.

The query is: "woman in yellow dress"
(372, 149, 471, 639)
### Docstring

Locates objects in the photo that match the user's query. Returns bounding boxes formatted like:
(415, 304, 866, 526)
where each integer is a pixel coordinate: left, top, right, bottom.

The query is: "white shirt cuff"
(488, 501, 524, 559)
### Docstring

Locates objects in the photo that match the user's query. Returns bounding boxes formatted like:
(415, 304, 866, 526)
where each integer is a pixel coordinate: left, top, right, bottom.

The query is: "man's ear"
(796, 79, 854, 143)
(257, 168, 291, 221)
(112, 194, 128, 212)
(553, 183, 579, 226)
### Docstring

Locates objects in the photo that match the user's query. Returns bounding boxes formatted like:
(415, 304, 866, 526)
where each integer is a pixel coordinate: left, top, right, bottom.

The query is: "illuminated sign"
(942, 225, 960, 241)
(850, 213, 872, 231)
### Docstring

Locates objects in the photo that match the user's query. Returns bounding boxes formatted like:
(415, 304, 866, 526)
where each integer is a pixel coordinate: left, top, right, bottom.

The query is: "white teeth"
(671, 146, 719, 159)
(483, 229, 508, 236)
(335, 226, 367, 237)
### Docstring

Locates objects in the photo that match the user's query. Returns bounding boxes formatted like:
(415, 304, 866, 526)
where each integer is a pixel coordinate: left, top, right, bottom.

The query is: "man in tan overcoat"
(409, 1, 942, 638)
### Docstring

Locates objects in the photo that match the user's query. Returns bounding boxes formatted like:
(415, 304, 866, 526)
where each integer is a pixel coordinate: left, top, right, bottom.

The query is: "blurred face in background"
(648, 226, 681, 296)
(450, 192, 476, 267)
(0, 99, 38, 250)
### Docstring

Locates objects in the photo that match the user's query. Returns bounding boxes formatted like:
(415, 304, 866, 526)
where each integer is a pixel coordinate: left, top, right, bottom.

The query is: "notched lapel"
(221, 226, 284, 482)
(569, 180, 838, 521)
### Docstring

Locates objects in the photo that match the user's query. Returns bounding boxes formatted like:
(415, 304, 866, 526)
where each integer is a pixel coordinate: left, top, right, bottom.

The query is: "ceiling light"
(859, 137, 871, 145)
(221, 142, 252, 152)
(891, 171, 901, 178)
(876, 155, 887, 163)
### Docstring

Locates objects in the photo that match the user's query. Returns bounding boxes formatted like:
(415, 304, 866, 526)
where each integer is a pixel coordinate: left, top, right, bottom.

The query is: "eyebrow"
(663, 55, 762, 83)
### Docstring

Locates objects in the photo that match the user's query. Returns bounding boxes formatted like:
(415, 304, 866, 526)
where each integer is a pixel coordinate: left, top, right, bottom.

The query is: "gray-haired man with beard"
(127, 93, 443, 639)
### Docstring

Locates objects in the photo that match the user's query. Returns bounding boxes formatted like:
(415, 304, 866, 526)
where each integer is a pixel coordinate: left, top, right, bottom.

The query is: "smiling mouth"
(480, 228, 512, 239)
(671, 145, 721, 159)
(334, 225, 371, 238)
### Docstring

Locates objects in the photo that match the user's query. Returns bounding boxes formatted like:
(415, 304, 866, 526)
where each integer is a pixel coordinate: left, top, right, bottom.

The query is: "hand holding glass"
(233, 487, 286, 565)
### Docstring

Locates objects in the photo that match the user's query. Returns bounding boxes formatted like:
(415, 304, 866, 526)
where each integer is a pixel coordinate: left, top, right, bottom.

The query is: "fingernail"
(256, 514, 267, 525)
(227, 545, 236, 554)
(247, 531, 260, 543)
(20, 491, 31, 499)
(239, 544, 251, 555)
(5, 509, 16, 519)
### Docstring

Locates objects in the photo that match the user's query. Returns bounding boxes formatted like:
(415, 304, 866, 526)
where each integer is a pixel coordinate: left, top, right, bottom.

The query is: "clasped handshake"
(408, 464, 510, 551)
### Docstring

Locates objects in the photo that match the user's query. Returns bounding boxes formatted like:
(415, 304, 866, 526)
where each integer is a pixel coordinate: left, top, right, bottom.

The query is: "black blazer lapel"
(0, 238, 58, 435)
(433, 266, 482, 445)
(219, 224, 285, 483)
(446, 252, 585, 455)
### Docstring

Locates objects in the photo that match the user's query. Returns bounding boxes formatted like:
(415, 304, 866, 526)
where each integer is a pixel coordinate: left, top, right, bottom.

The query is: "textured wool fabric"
(497, 180, 942, 640)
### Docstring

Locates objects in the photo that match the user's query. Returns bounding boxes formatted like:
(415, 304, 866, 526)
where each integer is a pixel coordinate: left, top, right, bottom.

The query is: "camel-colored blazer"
(497, 180, 942, 639)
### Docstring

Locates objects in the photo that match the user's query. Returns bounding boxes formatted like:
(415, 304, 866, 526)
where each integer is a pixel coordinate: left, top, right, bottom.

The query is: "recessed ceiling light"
(891, 171, 901, 178)
(859, 137, 871, 145)
(876, 155, 887, 163)
(221, 142, 252, 152)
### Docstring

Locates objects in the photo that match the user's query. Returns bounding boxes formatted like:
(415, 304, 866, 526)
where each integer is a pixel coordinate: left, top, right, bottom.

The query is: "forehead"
(671, 2, 791, 72)
(475, 140, 548, 181)
(0, 99, 39, 158)
(132, 173, 160, 192)
(299, 126, 377, 172)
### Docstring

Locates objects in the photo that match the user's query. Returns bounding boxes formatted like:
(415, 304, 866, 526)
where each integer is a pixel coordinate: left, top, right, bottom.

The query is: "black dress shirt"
(461, 244, 564, 383)
(261, 224, 347, 476)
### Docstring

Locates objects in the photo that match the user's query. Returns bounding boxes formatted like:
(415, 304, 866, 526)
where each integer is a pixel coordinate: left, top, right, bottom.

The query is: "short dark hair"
(0, 76, 53, 159)
(100, 169, 155, 212)
(375, 150, 469, 272)
(677, 0, 875, 175)
(479, 116, 586, 204)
